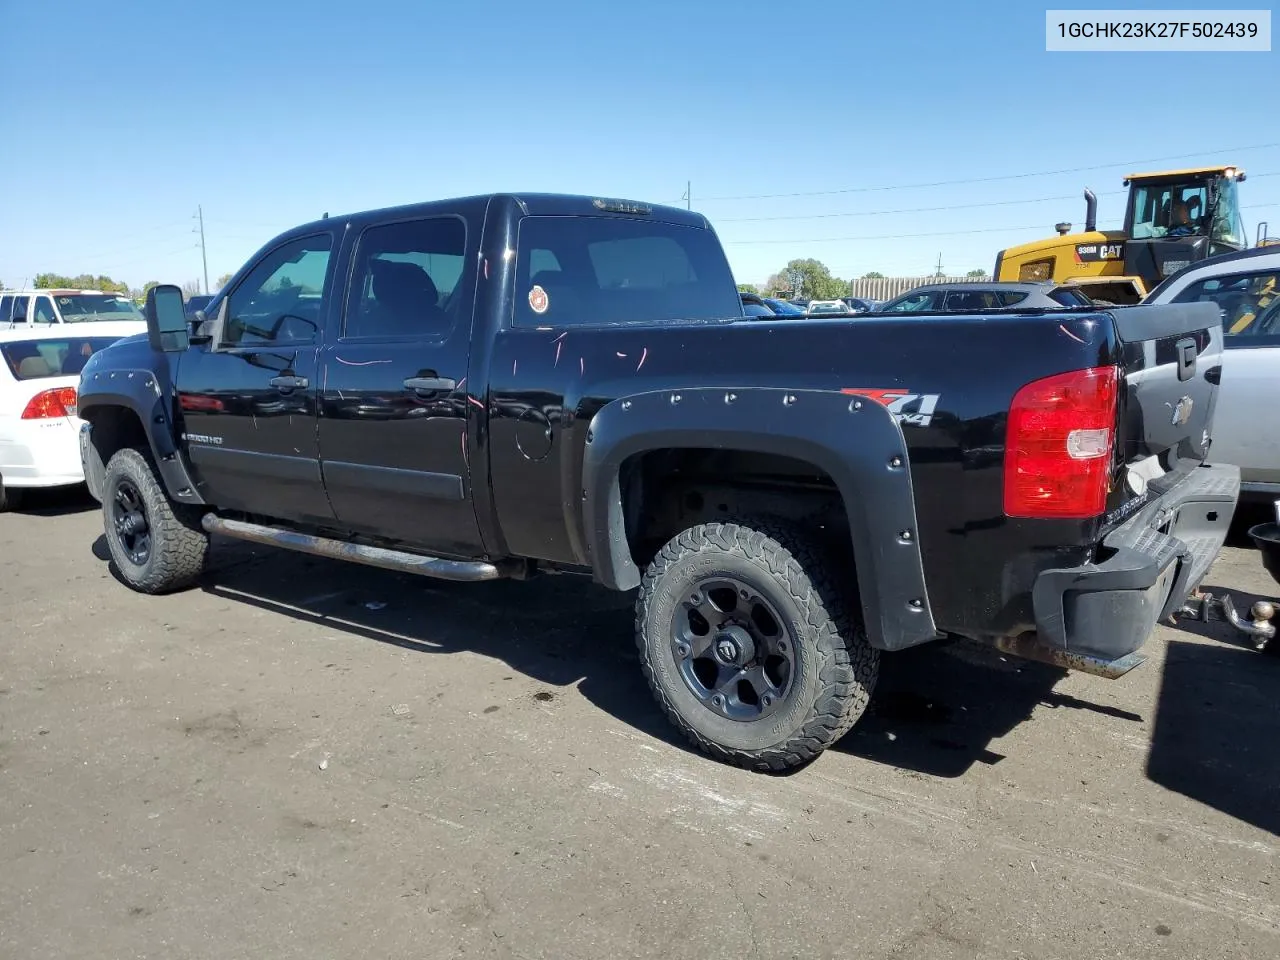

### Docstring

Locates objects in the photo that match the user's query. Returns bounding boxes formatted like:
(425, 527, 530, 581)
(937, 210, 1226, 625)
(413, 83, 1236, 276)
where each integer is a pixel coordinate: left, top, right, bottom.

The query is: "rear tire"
(102, 446, 208, 593)
(635, 519, 879, 772)
(0, 477, 21, 513)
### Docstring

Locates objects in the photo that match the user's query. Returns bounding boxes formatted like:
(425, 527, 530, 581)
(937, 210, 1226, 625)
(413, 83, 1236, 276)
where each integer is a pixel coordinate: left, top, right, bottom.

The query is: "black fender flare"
(581, 386, 938, 652)
(78, 367, 205, 506)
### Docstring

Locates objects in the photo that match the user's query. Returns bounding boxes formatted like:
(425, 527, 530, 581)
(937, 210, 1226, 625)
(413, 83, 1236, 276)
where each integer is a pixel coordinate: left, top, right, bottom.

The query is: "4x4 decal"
(841, 388, 941, 427)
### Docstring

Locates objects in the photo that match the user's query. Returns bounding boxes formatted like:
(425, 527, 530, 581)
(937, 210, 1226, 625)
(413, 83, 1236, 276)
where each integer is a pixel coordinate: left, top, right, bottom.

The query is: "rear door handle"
(403, 376, 456, 393)
(269, 375, 309, 391)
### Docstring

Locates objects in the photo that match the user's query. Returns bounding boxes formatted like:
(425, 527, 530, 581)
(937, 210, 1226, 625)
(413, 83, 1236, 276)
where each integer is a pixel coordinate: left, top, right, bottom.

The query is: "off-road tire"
(635, 519, 879, 772)
(102, 446, 208, 594)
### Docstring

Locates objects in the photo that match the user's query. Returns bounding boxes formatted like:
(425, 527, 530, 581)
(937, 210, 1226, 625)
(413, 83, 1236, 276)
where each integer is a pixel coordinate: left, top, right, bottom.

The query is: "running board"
(201, 515, 516, 582)
(994, 633, 1146, 680)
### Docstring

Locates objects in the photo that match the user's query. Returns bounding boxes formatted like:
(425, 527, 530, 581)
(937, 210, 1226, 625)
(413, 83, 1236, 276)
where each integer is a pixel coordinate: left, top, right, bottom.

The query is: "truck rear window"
(513, 216, 741, 327)
(1, 337, 119, 380)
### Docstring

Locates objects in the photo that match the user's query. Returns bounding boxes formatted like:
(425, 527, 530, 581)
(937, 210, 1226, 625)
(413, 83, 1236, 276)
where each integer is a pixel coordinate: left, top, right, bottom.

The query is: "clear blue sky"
(1, 0, 1276, 291)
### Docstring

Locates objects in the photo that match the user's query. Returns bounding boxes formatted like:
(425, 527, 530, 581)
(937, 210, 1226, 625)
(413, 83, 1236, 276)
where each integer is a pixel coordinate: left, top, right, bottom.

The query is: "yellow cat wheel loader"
(994, 166, 1249, 304)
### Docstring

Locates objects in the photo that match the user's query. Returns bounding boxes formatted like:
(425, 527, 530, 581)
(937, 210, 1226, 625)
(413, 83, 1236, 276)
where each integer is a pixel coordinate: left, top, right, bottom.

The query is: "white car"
(1143, 246, 1280, 499)
(0, 323, 144, 510)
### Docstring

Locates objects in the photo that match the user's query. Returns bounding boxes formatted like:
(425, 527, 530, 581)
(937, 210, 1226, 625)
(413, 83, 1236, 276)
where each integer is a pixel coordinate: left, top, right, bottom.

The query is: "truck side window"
(33, 297, 57, 324)
(222, 234, 333, 348)
(512, 216, 740, 327)
(5, 295, 28, 323)
(1173, 270, 1280, 346)
(343, 217, 465, 340)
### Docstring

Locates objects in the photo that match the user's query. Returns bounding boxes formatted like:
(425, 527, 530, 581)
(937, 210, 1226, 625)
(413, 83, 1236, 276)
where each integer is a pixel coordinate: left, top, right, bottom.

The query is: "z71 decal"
(841, 388, 941, 427)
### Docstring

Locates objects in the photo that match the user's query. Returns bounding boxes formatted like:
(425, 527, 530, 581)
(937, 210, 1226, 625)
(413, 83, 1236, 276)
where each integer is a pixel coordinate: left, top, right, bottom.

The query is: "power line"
(690, 142, 1280, 202)
(717, 190, 1129, 223)
(722, 223, 1106, 245)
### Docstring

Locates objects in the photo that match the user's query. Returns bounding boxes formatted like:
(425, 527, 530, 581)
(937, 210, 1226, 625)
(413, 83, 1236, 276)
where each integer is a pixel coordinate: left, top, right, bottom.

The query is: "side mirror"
(145, 284, 189, 352)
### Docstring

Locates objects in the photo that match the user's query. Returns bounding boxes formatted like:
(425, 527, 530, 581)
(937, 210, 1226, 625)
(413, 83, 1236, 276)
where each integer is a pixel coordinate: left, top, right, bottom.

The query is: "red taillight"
(21, 387, 78, 420)
(1003, 366, 1118, 519)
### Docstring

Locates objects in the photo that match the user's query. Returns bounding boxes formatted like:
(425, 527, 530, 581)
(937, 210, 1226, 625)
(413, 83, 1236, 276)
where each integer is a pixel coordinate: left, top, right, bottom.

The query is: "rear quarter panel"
(483, 310, 1122, 641)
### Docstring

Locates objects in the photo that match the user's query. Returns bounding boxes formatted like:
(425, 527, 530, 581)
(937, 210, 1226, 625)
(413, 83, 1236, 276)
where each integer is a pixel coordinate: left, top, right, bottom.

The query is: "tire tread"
(635, 517, 878, 772)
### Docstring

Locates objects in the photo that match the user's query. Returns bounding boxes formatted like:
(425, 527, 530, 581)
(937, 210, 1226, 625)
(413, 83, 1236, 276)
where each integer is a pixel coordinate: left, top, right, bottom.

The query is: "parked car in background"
(1143, 245, 1280, 500)
(806, 299, 852, 317)
(761, 297, 806, 316)
(184, 294, 214, 319)
(877, 281, 1094, 313)
(0, 323, 143, 510)
(841, 297, 880, 313)
(739, 292, 774, 317)
(739, 293, 813, 318)
(0, 289, 147, 333)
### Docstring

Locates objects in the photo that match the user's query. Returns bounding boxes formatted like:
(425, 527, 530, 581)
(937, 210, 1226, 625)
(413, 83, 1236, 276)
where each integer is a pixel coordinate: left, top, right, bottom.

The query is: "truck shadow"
(1146, 639, 1280, 837)
(832, 639, 1141, 777)
(90, 535, 1147, 778)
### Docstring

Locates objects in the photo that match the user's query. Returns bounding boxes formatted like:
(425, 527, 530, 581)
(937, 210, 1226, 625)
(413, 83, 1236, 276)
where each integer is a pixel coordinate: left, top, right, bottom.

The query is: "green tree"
(782, 258, 847, 300)
(966, 269, 987, 278)
(736, 283, 759, 295)
(35, 273, 130, 294)
(861, 271, 885, 279)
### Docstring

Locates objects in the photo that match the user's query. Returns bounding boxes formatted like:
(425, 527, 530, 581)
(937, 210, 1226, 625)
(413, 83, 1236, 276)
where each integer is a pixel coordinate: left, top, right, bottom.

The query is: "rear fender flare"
(78, 367, 205, 505)
(581, 386, 938, 651)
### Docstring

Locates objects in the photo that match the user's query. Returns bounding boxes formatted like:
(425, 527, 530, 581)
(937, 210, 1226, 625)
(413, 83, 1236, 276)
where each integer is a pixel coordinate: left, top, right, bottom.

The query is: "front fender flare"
(78, 367, 205, 505)
(581, 386, 938, 651)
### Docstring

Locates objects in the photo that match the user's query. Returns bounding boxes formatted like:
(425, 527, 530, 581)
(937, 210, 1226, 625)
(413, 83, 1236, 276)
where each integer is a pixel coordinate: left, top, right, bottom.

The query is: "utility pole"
(682, 181, 691, 210)
(193, 205, 209, 294)
(934, 252, 944, 278)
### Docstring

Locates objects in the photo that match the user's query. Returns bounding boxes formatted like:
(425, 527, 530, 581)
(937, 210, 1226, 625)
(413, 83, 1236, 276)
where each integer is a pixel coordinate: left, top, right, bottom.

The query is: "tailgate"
(1111, 301, 1224, 502)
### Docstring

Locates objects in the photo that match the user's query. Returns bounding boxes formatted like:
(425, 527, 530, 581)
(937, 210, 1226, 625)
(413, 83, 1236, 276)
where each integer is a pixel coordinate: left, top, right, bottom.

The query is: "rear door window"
(1173, 269, 1280, 348)
(1, 337, 120, 380)
(3, 295, 29, 323)
(512, 216, 740, 327)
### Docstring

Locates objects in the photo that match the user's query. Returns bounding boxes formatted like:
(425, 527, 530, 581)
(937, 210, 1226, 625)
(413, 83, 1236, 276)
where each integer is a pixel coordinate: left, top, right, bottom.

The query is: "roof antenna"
(322, 212, 329, 219)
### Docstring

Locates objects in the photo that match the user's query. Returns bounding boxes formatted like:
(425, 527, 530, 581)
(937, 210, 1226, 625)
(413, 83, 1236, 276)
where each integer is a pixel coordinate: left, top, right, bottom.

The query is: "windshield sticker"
(528, 285, 549, 314)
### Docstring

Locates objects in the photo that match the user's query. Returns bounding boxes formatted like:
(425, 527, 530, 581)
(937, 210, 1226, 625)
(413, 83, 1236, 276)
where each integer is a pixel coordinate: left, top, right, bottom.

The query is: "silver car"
(876, 281, 1095, 313)
(1144, 246, 1280, 500)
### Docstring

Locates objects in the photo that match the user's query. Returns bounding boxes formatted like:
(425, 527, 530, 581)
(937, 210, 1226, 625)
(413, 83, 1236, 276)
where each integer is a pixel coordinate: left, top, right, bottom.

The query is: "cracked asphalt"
(2, 489, 1277, 959)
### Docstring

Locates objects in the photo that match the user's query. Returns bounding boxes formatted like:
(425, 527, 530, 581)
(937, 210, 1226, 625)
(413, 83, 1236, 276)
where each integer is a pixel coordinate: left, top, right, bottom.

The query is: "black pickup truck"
(77, 192, 1239, 771)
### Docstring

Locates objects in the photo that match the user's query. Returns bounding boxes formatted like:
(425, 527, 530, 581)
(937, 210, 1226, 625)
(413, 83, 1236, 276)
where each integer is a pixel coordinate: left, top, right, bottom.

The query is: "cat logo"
(841, 388, 941, 427)
(1075, 242, 1125, 262)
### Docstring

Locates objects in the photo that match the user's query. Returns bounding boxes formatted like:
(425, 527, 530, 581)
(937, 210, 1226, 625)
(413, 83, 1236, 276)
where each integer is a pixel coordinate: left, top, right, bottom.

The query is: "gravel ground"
(1, 489, 1277, 960)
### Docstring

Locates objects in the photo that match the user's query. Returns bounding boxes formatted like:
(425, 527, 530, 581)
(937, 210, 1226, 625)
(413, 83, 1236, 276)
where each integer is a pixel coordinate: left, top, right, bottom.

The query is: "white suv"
(1144, 246, 1280, 499)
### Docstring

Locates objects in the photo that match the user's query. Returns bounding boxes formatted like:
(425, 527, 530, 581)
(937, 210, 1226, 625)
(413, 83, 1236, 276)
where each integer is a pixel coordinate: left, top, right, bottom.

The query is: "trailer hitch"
(1176, 591, 1276, 651)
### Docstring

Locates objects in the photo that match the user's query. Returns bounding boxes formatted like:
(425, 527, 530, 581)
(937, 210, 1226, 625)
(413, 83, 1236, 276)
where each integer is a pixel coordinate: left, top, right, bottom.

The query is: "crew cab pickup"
(76, 193, 1239, 771)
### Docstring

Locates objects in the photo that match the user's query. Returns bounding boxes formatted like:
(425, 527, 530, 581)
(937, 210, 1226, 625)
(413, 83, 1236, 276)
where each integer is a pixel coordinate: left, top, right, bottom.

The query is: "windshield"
(51, 294, 144, 323)
(1210, 176, 1247, 249)
(1127, 175, 1246, 247)
(2, 337, 121, 380)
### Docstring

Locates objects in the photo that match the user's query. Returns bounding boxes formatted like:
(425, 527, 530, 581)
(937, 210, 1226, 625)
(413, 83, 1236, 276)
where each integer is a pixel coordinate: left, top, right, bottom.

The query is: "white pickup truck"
(1144, 247, 1280, 500)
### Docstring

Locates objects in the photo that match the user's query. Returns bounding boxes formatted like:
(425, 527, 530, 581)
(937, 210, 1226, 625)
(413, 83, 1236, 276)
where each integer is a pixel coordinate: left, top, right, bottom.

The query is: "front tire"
(635, 520, 879, 772)
(102, 447, 208, 594)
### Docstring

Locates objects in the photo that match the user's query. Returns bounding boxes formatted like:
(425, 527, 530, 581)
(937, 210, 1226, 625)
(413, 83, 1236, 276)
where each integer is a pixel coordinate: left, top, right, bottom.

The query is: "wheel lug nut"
(676, 643, 690, 658)
(762, 695, 772, 706)
(712, 695, 724, 706)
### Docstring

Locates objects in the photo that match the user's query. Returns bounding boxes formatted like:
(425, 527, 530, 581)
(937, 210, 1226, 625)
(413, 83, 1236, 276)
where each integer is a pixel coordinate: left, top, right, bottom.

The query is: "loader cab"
(1123, 167, 1248, 291)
